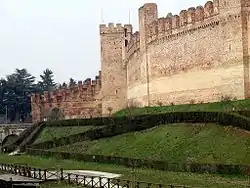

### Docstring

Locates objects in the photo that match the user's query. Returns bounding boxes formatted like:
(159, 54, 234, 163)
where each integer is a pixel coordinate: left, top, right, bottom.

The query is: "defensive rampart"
(31, 71, 102, 123)
(125, 0, 248, 106)
(31, 0, 250, 122)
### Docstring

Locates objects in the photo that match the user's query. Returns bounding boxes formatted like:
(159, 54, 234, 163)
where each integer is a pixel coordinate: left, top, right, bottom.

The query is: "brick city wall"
(125, 0, 250, 107)
(31, 0, 250, 122)
(31, 72, 102, 123)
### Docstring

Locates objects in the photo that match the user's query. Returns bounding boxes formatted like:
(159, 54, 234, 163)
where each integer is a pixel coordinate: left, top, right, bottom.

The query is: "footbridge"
(0, 124, 33, 145)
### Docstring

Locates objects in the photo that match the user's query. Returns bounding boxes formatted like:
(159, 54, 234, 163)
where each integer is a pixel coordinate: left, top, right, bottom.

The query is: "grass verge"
(40, 181, 82, 188)
(115, 99, 250, 116)
(0, 154, 248, 188)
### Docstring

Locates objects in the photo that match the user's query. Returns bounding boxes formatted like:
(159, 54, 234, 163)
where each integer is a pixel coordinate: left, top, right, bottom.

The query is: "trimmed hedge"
(28, 111, 250, 150)
(46, 111, 250, 130)
(25, 148, 250, 176)
(236, 110, 250, 118)
(45, 116, 128, 127)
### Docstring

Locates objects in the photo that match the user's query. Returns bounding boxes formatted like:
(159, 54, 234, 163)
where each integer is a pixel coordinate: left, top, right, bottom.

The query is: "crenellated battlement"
(125, 0, 220, 60)
(146, 1, 218, 42)
(31, 71, 102, 105)
(100, 23, 133, 34)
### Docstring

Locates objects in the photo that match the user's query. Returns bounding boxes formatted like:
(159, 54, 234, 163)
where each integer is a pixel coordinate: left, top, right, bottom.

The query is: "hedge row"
(45, 116, 128, 127)
(236, 110, 250, 118)
(48, 111, 250, 130)
(28, 111, 250, 150)
(46, 111, 250, 127)
(25, 148, 250, 176)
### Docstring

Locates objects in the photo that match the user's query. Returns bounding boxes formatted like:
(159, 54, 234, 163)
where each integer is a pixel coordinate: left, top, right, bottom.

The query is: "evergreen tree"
(38, 69, 56, 91)
(1, 69, 38, 122)
(0, 68, 60, 122)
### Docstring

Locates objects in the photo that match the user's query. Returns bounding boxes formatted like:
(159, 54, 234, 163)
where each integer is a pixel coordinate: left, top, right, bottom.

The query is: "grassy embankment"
(51, 123, 250, 165)
(23, 99, 250, 187)
(31, 99, 250, 145)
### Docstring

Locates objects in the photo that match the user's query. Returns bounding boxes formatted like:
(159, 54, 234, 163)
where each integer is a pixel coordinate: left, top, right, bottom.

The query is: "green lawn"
(40, 181, 82, 188)
(0, 154, 248, 188)
(115, 99, 250, 116)
(33, 126, 95, 144)
(51, 123, 250, 165)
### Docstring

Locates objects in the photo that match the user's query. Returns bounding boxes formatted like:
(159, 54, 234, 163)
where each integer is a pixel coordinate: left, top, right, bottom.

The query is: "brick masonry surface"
(31, 0, 250, 122)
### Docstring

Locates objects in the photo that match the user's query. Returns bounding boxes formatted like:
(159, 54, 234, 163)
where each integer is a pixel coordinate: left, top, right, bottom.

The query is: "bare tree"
(96, 104, 102, 117)
(221, 95, 232, 102)
(126, 100, 141, 119)
(89, 109, 94, 119)
(157, 101, 163, 107)
(189, 99, 195, 104)
(107, 107, 113, 117)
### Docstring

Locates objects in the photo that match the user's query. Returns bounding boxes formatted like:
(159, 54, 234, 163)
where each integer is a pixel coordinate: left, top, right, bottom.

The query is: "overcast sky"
(0, 0, 207, 83)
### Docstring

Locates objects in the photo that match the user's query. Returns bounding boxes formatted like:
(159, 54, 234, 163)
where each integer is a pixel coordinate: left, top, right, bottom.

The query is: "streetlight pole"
(5, 105, 7, 124)
(3, 99, 8, 124)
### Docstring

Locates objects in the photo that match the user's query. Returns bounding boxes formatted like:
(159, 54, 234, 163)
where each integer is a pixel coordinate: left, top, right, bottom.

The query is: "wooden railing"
(0, 163, 190, 188)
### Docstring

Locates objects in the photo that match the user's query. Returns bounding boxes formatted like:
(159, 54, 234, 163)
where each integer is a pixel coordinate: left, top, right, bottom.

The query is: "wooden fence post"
(60, 168, 64, 180)
(99, 177, 102, 188)
(76, 174, 79, 184)
(44, 169, 47, 180)
(68, 173, 71, 184)
(38, 169, 41, 179)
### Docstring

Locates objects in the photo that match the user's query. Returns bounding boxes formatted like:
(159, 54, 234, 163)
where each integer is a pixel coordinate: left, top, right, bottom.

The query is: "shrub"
(156, 101, 163, 107)
(221, 95, 232, 102)
(189, 99, 195, 104)
(107, 107, 113, 117)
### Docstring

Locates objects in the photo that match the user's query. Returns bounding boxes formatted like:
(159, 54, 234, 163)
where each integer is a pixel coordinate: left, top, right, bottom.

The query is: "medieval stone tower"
(138, 3, 158, 107)
(99, 23, 132, 116)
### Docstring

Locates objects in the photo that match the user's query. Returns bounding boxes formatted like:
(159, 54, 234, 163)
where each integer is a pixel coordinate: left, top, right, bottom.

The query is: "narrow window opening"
(124, 28, 128, 37)
(115, 90, 118, 95)
(125, 39, 128, 47)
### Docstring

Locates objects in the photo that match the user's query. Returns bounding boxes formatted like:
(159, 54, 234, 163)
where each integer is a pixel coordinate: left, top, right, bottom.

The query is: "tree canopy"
(0, 68, 59, 123)
(38, 69, 56, 92)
